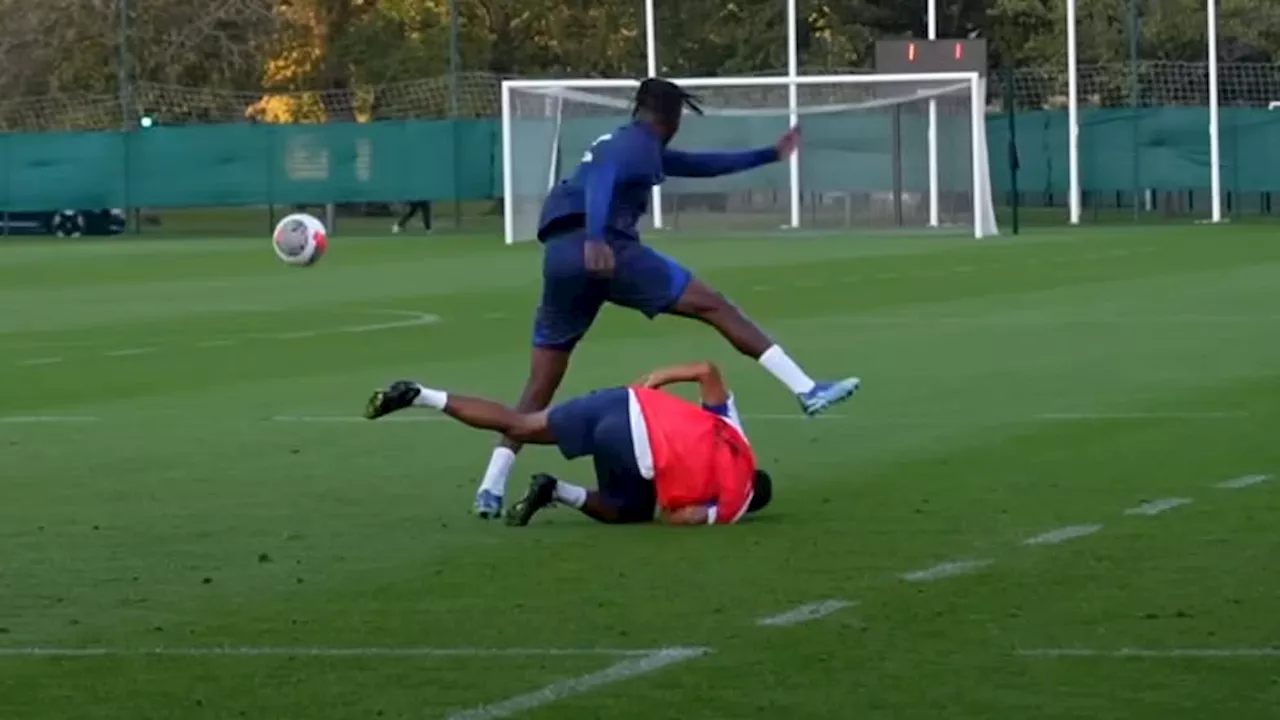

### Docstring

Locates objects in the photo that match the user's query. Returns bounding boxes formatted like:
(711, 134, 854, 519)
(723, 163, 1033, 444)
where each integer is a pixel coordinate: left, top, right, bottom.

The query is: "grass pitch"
(2, 225, 1279, 719)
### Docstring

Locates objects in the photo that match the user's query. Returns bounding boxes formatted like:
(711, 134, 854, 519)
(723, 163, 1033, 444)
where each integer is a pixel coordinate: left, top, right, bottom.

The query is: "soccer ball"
(272, 213, 328, 267)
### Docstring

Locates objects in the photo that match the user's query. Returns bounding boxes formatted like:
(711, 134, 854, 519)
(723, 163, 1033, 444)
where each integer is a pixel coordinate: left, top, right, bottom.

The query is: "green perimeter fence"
(3, 108, 1280, 221)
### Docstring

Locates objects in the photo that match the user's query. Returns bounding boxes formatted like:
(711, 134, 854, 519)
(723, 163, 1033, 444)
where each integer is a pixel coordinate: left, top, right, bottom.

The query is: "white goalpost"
(1064, 0, 1224, 224)
(500, 72, 1000, 244)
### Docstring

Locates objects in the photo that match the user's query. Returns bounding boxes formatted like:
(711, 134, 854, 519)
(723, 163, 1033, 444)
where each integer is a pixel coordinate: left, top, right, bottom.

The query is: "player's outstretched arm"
(637, 360, 730, 407)
(661, 126, 800, 178)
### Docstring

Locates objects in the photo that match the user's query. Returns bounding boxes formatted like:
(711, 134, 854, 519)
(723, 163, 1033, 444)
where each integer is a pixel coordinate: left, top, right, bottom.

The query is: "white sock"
(478, 447, 516, 496)
(757, 345, 817, 394)
(411, 384, 448, 410)
(553, 480, 588, 509)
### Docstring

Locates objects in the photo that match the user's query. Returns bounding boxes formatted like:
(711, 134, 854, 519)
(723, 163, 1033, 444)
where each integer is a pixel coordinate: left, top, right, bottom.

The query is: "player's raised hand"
(775, 126, 800, 158)
(584, 239, 615, 278)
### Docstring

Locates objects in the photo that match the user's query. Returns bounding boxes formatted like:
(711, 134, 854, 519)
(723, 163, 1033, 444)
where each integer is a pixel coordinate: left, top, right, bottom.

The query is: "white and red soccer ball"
(272, 212, 327, 267)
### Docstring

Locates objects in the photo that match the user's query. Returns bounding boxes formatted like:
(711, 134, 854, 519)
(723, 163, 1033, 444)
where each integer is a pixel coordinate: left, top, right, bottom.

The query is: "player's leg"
(472, 233, 604, 517)
(610, 244, 859, 415)
(506, 387, 654, 527)
(392, 203, 418, 233)
(364, 381, 555, 444)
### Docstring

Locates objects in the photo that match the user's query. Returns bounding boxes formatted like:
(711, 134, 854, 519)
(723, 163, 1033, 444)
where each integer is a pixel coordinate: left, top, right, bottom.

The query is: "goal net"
(501, 73, 998, 244)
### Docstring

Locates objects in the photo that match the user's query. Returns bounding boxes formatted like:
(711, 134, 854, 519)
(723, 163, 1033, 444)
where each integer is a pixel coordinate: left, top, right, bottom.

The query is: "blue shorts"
(533, 231, 694, 350)
(546, 387, 656, 522)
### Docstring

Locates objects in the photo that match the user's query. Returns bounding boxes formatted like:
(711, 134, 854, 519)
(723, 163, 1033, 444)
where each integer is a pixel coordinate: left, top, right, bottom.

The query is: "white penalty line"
(0, 416, 101, 424)
(1022, 524, 1103, 546)
(0, 646, 684, 658)
(901, 558, 992, 583)
(1036, 412, 1248, 421)
(757, 599, 854, 627)
(1216, 474, 1272, 490)
(443, 647, 710, 720)
(1124, 498, 1192, 516)
(1018, 648, 1280, 659)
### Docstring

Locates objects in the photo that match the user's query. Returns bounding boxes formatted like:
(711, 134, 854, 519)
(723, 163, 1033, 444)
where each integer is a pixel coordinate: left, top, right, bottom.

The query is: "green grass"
(2, 225, 1280, 719)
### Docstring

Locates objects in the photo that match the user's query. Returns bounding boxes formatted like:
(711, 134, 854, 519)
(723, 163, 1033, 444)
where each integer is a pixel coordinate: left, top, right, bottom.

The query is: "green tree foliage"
(2, 0, 1280, 129)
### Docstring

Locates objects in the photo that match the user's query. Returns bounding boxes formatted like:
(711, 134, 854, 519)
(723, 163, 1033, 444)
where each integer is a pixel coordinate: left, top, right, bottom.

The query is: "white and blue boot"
(473, 489, 504, 519)
(798, 377, 861, 416)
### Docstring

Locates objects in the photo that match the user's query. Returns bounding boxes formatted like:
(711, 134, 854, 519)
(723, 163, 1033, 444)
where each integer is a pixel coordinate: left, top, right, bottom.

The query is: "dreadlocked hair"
(633, 77, 704, 124)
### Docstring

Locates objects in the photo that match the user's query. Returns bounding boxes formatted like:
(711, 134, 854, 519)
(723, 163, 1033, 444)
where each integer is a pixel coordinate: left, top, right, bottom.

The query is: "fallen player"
(470, 76, 859, 518)
(365, 360, 771, 526)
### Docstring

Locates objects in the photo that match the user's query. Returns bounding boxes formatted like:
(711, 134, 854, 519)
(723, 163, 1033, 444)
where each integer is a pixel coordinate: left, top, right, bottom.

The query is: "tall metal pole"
(118, 0, 130, 126)
(926, 0, 939, 227)
(786, 0, 800, 228)
(1067, 0, 1081, 224)
(1208, 0, 1222, 223)
(645, 0, 663, 229)
(119, 0, 134, 231)
(1128, 0, 1140, 221)
(449, 0, 461, 228)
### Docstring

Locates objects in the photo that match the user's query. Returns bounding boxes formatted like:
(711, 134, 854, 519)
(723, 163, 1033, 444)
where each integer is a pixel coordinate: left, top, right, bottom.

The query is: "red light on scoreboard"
(954, 42, 964, 60)
(908, 42, 918, 62)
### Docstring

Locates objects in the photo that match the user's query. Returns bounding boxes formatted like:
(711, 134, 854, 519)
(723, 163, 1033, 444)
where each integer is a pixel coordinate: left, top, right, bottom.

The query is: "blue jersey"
(537, 121, 779, 243)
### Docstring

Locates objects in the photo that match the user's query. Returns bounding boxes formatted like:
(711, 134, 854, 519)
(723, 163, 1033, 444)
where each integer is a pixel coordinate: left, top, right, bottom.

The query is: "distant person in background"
(392, 201, 432, 234)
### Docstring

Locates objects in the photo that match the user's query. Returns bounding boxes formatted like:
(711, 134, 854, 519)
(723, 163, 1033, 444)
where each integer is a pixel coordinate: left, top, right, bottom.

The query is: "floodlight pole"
(787, 0, 800, 228)
(927, 0, 940, 227)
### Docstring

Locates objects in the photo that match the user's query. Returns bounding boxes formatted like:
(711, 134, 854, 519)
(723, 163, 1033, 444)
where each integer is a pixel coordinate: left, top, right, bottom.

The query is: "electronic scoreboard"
(874, 38, 988, 75)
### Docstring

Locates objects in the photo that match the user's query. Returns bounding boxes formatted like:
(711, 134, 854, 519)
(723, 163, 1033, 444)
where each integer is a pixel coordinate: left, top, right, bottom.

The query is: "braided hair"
(632, 77, 704, 128)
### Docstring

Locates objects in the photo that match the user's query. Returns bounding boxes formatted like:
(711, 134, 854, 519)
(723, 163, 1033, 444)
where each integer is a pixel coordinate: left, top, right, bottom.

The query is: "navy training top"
(537, 120, 780, 243)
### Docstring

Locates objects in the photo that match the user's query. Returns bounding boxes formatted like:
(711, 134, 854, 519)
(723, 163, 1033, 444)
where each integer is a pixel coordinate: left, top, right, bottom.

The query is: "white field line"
(18, 357, 63, 366)
(0, 646, 670, 658)
(262, 310, 441, 340)
(1124, 498, 1192, 516)
(1018, 648, 1280, 659)
(901, 558, 992, 583)
(1036, 412, 1248, 421)
(0, 416, 100, 424)
(443, 647, 709, 720)
(1022, 524, 1103, 546)
(748, 413, 846, 421)
(271, 415, 450, 423)
(1216, 474, 1272, 490)
(102, 347, 157, 357)
(757, 599, 854, 627)
(12, 310, 439, 366)
(271, 414, 846, 424)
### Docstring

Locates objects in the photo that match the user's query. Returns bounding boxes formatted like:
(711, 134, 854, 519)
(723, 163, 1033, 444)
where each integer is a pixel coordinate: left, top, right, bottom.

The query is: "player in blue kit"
(470, 77, 860, 518)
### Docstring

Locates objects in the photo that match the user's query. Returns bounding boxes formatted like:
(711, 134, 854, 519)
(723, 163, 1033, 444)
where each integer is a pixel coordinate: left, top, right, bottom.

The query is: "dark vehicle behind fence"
(0, 209, 127, 237)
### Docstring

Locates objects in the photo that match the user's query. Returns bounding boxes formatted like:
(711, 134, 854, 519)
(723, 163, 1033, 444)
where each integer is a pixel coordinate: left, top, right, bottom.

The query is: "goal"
(500, 73, 999, 244)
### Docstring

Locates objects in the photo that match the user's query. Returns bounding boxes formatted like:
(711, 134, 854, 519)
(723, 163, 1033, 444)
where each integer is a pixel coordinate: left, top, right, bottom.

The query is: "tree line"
(1, 0, 1278, 128)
